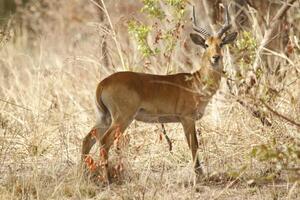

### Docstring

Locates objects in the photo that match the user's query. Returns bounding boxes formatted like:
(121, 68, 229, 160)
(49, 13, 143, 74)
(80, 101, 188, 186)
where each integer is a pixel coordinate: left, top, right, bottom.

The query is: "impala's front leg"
(180, 117, 203, 175)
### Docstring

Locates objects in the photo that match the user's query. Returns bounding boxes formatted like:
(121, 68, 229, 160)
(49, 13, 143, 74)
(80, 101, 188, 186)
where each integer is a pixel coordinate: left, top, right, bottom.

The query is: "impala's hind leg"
(98, 109, 136, 183)
(81, 115, 111, 165)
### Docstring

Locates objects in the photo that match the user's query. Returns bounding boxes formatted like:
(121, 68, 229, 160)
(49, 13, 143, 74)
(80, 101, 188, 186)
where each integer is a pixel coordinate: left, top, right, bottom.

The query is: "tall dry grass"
(0, 0, 299, 199)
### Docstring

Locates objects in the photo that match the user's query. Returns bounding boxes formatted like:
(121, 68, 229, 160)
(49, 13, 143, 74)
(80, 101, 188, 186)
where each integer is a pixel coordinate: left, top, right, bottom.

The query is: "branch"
(161, 124, 172, 152)
(225, 80, 272, 126)
(95, 0, 110, 70)
(0, 98, 32, 111)
(90, 0, 126, 70)
(253, 0, 296, 71)
(222, 89, 300, 128)
(259, 99, 300, 128)
(236, 98, 272, 126)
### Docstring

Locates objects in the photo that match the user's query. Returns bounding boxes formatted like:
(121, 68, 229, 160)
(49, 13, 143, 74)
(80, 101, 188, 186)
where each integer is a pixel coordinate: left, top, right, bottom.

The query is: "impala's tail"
(95, 83, 108, 120)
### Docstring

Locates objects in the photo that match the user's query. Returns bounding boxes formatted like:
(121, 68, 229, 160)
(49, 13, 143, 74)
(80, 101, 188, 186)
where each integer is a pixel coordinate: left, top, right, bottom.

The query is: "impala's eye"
(204, 43, 209, 48)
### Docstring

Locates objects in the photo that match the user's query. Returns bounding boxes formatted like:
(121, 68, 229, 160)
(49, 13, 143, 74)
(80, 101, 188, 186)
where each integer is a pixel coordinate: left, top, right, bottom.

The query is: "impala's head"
(190, 5, 237, 69)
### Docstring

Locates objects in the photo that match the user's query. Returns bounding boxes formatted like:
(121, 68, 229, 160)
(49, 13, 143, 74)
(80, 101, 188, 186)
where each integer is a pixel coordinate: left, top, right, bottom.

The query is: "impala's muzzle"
(211, 55, 221, 65)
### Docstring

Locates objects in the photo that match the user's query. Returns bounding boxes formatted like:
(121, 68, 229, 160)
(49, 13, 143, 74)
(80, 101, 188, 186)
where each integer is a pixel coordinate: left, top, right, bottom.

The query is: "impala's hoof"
(195, 166, 204, 176)
(194, 159, 203, 175)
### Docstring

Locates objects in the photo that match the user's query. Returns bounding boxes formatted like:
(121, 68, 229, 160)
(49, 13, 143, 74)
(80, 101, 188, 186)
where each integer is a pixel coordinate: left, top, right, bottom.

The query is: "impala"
(82, 6, 237, 182)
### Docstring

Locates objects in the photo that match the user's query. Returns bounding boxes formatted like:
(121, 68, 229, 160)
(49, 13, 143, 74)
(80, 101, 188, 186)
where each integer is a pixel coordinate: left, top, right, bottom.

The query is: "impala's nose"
(212, 55, 221, 63)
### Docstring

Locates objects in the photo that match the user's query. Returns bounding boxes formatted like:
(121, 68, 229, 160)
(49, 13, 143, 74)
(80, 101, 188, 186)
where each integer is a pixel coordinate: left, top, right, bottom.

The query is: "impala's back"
(99, 71, 207, 123)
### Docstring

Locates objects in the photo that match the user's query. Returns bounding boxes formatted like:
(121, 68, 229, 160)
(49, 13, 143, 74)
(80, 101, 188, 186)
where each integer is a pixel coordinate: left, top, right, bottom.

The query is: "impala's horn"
(192, 5, 211, 37)
(217, 5, 232, 37)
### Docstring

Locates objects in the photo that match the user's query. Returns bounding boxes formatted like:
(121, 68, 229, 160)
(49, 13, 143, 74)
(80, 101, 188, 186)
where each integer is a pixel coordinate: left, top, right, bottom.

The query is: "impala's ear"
(221, 32, 238, 46)
(190, 33, 207, 48)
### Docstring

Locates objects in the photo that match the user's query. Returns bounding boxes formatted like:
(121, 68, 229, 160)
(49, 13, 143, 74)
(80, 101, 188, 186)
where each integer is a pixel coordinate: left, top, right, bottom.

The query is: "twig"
(161, 124, 172, 152)
(236, 98, 272, 126)
(225, 79, 272, 126)
(0, 98, 32, 111)
(90, 0, 126, 70)
(222, 90, 300, 128)
(253, 0, 297, 71)
(96, 0, 110, 70)
(213, 171, 245, 200)
(259, 99, 300, 128)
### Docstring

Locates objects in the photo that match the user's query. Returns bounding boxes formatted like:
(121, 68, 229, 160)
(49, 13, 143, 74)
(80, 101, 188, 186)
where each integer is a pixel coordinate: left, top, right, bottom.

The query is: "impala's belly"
(134, 97, 210, 123)
(134, 109, 180, 123)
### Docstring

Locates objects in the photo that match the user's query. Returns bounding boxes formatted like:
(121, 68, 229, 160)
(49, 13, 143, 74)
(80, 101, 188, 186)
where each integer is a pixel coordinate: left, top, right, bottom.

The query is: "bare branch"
(253, 0, 297, 71)
(90, 0, 126, 70)
(161, 124, 172, 152)
(259, 99, 300, 128)
(236, 98, 272, 126)
(0, 98, 32, 111)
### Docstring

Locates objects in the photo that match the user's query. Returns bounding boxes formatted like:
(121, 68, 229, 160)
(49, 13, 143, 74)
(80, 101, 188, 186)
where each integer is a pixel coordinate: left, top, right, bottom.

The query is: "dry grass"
(0, 0, 299, 199)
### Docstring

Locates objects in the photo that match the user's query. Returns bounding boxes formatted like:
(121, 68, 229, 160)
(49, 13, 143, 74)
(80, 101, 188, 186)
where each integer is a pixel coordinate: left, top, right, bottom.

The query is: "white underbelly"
(135, 110, 180, 123)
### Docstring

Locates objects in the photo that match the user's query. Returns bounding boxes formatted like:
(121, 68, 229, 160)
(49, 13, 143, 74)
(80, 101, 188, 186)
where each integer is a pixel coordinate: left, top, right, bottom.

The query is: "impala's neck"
(192, 55, 223, 97)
